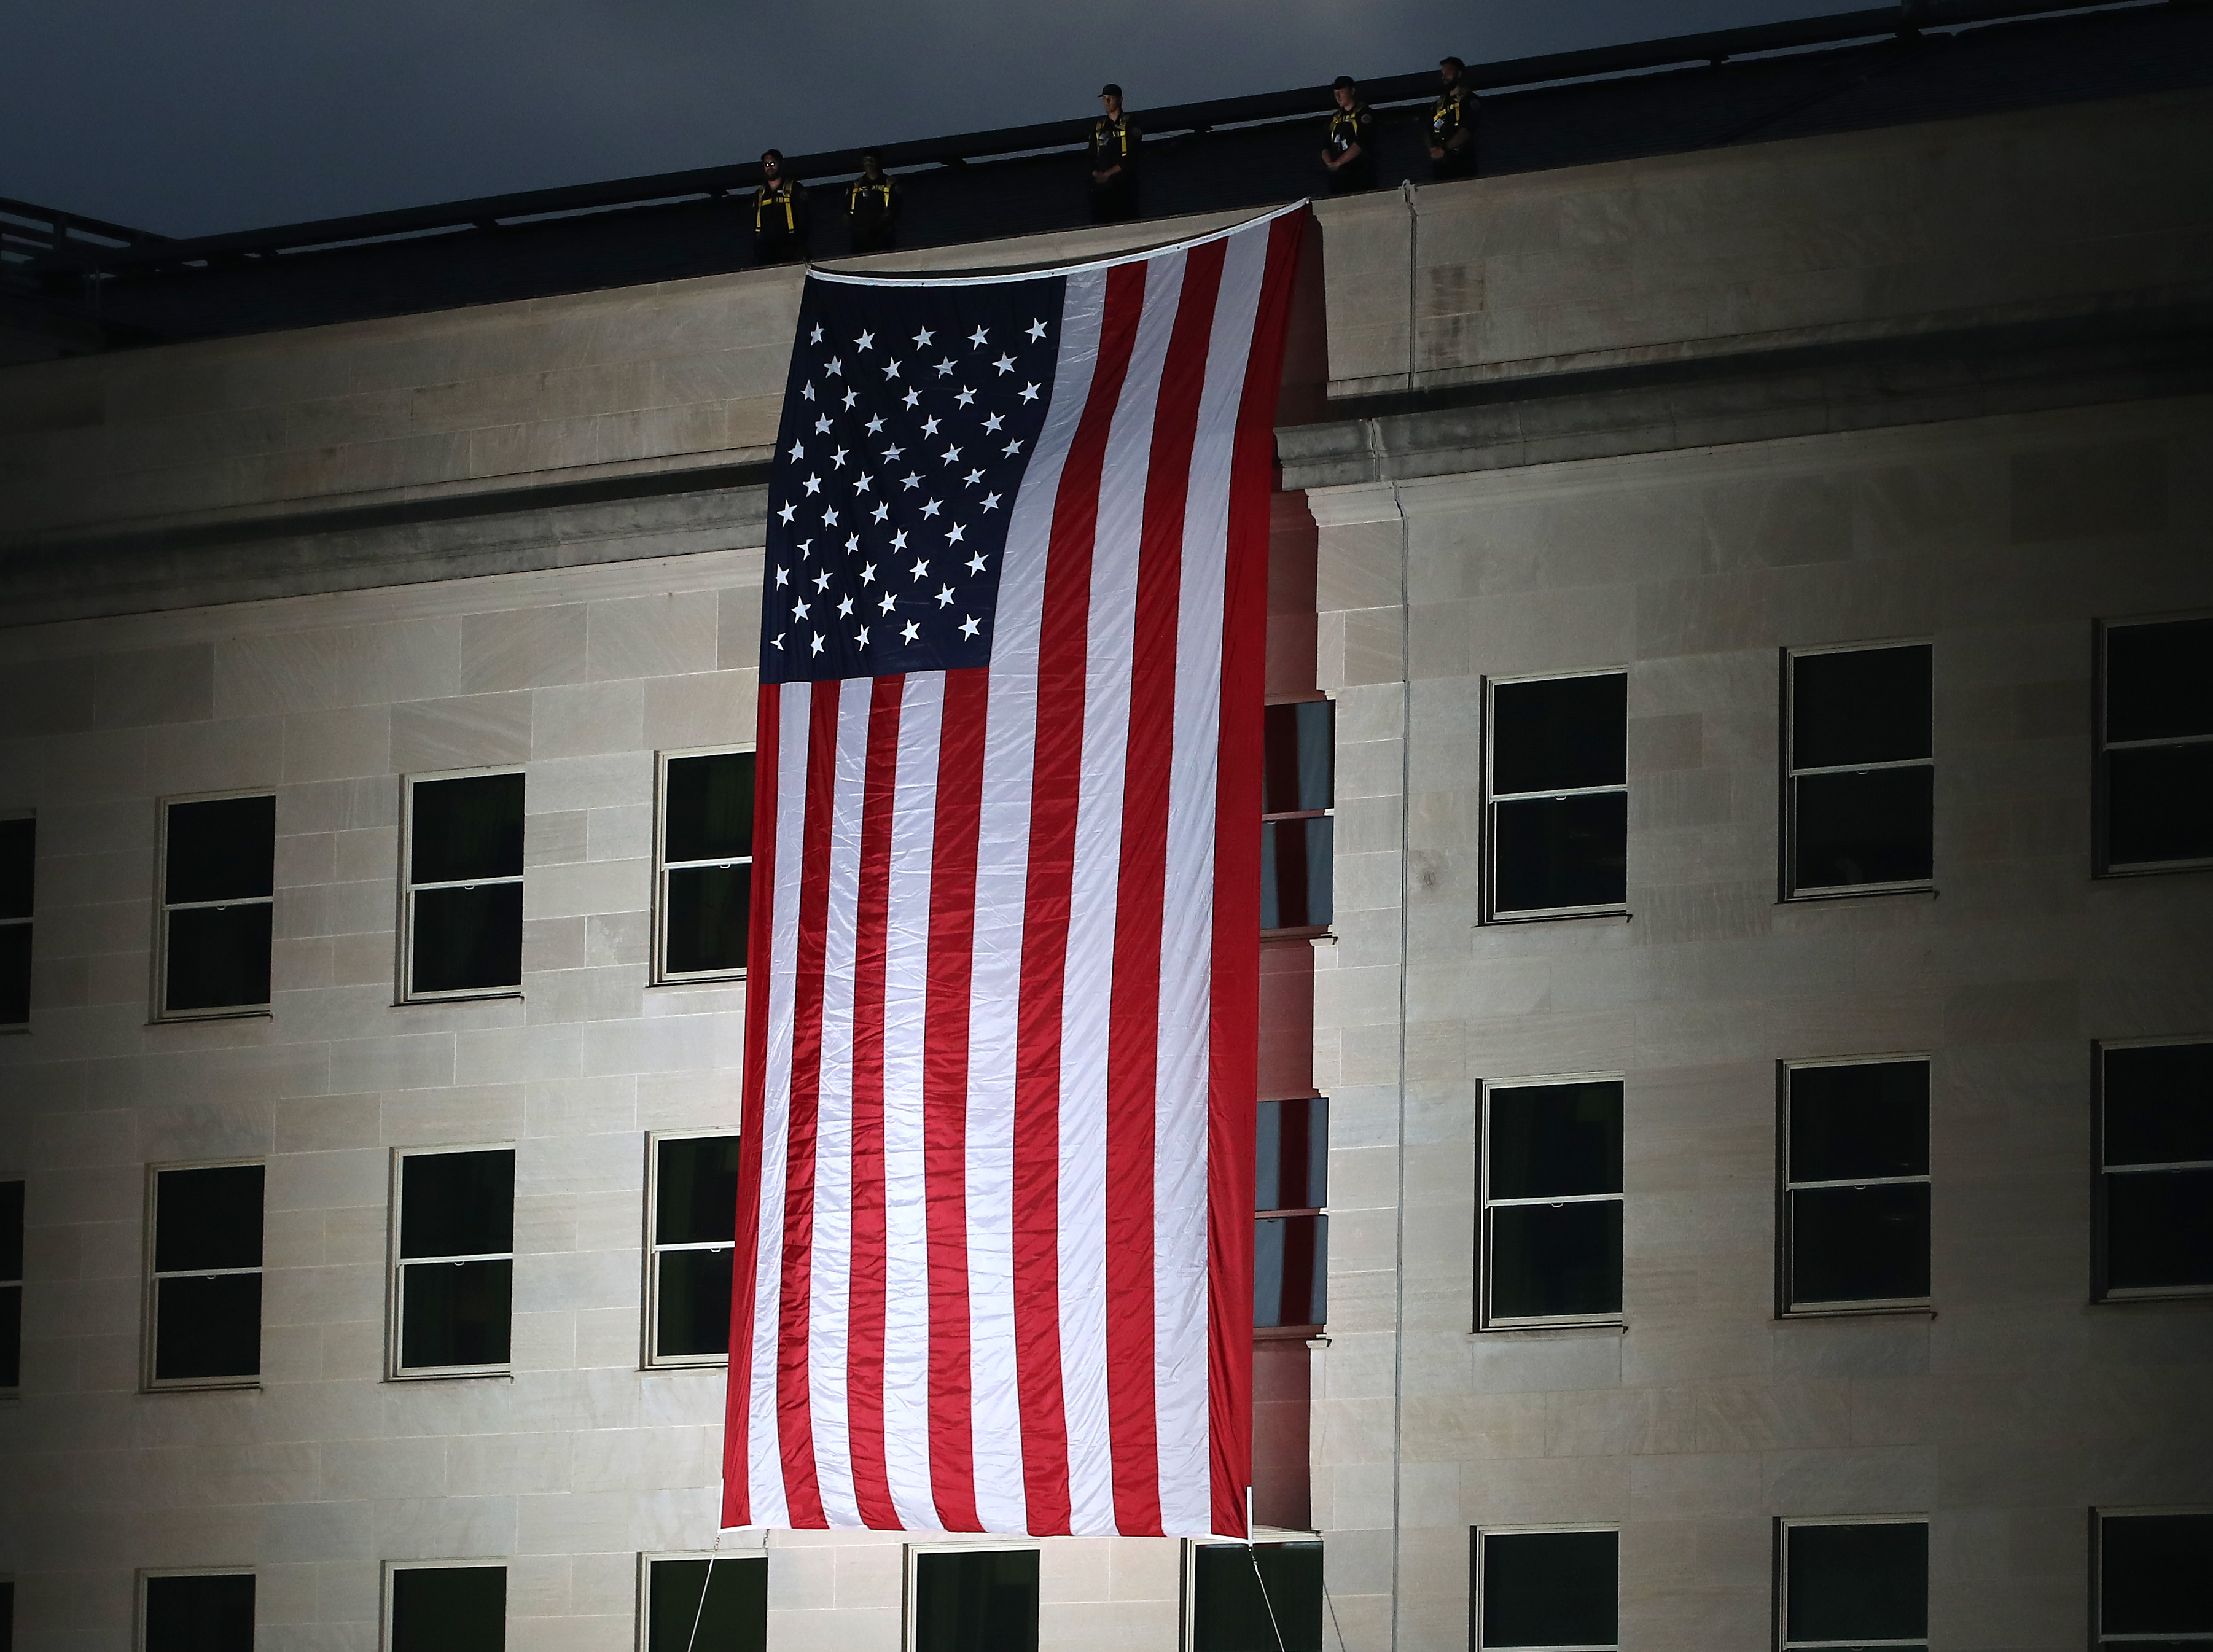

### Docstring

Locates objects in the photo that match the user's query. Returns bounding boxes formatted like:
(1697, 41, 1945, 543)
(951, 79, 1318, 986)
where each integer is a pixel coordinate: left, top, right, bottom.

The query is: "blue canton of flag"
(761, 275, 1066, 684)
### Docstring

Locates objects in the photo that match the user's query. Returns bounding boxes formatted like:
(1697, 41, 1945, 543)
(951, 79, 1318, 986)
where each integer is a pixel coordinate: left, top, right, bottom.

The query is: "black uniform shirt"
(846, 176, 902, 230)
(1431, 86, 1476, 151)
(1088, 115, 1141, 177)
(1327, 104, 1375, 161)
(754, 179, 807, 234)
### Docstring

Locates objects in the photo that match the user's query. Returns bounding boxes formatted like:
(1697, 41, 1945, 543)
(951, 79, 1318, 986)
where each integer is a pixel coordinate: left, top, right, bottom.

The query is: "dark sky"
(8, 1, 1841, 238)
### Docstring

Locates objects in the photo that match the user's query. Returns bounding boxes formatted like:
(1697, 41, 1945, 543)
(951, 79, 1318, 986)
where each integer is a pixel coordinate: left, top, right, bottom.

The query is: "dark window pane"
(0, 1284, 20, 1388)
(1490, 1202, 1621, 1320)
(1256, 1097, 1327, 1213)
(1791, 766, 1933, 890)
(1192, 1543, 1324, 1652)
(0, 817, 33, 920)
(1788, 1523, 1927, 1640)
(649, 1556, 767, 1652)
(0, 1180, 21, 1280)
(656, 1248, 736, 1358)
(2107, 617, 2213, 744)
(400, 1150, 515, 1259)
(1261, 817, 1332, 930)
(1793, 645, 1932, 768)
(1493, 793, 1626, 914)
(2105, 1169, 2213, 1292)
(165, 797, 275, 904)
(154, 1165, 265, 1272)
(412, 883, 523, 994)
(913, 1549, 1038, 1652)
(1489, 1083, 1622, 1200)
(665, 752, 755, 865)
(164, 903, 273, 1013)
(0, 923, 29, 1026)
(2106, 1044, 2213, 1166)
(666, 864, 750, 975)
(410, 774, 525, 885)
(2106, 744, 2213, 867)
(391, 1565, 505, 1652)
(2103, 1513, 2213, 1633)
(1480, 1530, 1617, 1647)
(144, 1572, 255, 1652)
(1790, 1184, 1930, 1304)
(1263, 701, 1334, 816)
(1493, 674, 1625, 796)
(153, 1273, 261, 1381)
(1255, 1215, 1326, 1328)
(1789, 1063, 1929, 1182)
(400, 1258, 513, 1368)
(658, 1137, 741, 1245)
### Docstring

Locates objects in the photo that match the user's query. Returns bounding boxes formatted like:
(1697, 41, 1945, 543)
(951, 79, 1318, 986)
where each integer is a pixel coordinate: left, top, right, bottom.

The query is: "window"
(909, 1548, 1037, 1652)
(2096, 1040, 2213, 1300)
(1481, 1079, 1623, 1327)
(647, 1132, 740, 1366)
(2097, 1509, 2213, 1646)
(1255, 1097, 1325, 1331)
(1262, 699, 1333, 932)
(642, 1553, 767, 1652)
(391, 1147, 513, 1377)
(0, 814, 30, 1029)
(1, 1179, 20, 1390)
(1190, 1541, 1322, 1652)
(1785, 642, 1934, 897)
(657, 749, 755, 981)
(387, 1563, 504, 1652)
(1472, 1528, 1616, 1650)
(1780, 1059, 1931, 1314)
(140, 1570, 254, 1652)
(402, 771, 524, 1001)
(1486, 672, 1626, 921)
(2099, 614, 2213, 875)
(1779, 1519, 1927, 1651)
(157, 794, 275, 1019)
(147, 1163, 263, 1388)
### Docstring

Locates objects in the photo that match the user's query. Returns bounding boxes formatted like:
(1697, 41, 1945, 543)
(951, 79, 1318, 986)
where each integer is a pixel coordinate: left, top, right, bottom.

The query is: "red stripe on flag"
(722, 680, 782, 1529)
(776, 680, 838, 1528)
(1104, 240, 1229, 1535)
(1012, 259, 1150, 1535)
(846, 674, 905, 1529)
(925, 667, 990, 1531)
(1209, 209, 1307, 1538)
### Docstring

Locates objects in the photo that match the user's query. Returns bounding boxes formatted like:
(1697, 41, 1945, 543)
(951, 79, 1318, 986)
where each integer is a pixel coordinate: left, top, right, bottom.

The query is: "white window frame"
(387, 1144, 516, 1381)
(0, 808, 31, 1032)
(383, 1558, 507, 1652)
(1479, 1074, 1625, 1331)
(138, 1565, 256, 1652)
(1483, 668, 1629, 924)
(644, 1128, 740, 1370)
(636, 1548, 768, 1652)
(1181, 1536, 1324, 1652)
(1776, 1514, 1928, 1651)
(2098, 610, 2213, 878)
(904, 1541, 1042, 1652)
(143, 1158, 265, 1393)
(1778, 1054, 1933, 1317)
(1472, 1522, 1618, 1652)
(2093, 1504, 2213, 1647)
(2095, 1035, 2213, 1303)
(652, 746, 755, 985)
(1, 1175, 21, 1397)
(1783, 638, 1935, 901)
(153, 789, 277, 1023)
(399, 766, 525, 1005)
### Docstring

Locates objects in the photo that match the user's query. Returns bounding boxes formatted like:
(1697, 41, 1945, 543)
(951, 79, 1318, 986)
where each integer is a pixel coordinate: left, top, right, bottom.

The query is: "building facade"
(2, 40, 2211, 1652)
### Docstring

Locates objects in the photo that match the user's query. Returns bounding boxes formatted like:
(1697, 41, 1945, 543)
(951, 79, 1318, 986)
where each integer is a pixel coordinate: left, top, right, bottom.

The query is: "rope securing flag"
(724, 205, 1308, 1539)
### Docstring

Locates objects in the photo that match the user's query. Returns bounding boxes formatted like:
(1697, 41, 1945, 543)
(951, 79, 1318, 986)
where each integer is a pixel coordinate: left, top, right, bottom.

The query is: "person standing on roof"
(1321, 75, 1377, 194)
(1429, 56, 1478, 181)
(752, 150, 808, 265)
(846, 150, 903, 254)
(1088, 84, 1142, 224)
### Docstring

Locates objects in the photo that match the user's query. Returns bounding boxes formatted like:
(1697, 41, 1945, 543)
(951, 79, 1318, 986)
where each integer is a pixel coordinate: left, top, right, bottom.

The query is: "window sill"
(642, 1358, 732, 1372)
(1262, 925, 1332, 943)
(1470, 1322, 1625, 1340)
(143, 1380, 262, 1394)
(1776, 1305, 1935, 1322)
(2091, 1290, 2213, 1309)
(393, 991, 524, 1008)
(1255, 1323, 1324, 1342)
(646, 973, 747, 989)
(149, 1010, 275, 1027)
(2094, 861, 2213, 881)
(1478, 909, 1630, 929)
(1779, 885, 1936, 906)
(386, 1369, 515, 1383)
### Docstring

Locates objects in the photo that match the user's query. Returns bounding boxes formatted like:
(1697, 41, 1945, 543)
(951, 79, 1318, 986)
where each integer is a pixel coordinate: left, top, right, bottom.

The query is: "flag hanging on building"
(722, 204, 1308, 1540)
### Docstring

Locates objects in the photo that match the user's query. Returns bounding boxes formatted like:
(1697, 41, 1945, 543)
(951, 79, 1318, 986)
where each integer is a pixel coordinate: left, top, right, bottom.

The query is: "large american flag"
(722, 205, 1308, 1540)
